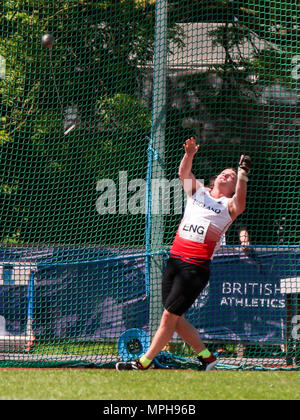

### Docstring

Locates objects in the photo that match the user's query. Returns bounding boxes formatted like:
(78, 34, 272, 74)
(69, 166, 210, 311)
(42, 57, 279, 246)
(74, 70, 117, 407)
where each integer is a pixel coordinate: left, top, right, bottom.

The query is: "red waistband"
(170, 235, 216, 260)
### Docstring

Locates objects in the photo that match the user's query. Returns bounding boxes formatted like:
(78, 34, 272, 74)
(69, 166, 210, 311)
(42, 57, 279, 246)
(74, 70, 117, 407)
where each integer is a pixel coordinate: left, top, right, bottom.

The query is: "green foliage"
(96, 93, 151, 131)
(0, 0, 299, 246)
(0, 0, 163, 244)
(162, 0, 300, 245)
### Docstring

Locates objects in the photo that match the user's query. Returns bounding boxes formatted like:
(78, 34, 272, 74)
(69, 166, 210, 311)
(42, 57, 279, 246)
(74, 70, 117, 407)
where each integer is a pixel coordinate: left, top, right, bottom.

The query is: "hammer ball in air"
(41, 34, 55, 49)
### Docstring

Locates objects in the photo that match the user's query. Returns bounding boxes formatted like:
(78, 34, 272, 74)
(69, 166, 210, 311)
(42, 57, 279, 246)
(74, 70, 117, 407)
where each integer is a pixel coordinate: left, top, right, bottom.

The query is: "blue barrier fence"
(0, 246, 299, 344)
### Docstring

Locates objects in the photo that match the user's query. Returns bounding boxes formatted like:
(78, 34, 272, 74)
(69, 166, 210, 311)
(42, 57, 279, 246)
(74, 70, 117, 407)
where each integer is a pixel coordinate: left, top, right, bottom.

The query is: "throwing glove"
(238, 155, 251, 181)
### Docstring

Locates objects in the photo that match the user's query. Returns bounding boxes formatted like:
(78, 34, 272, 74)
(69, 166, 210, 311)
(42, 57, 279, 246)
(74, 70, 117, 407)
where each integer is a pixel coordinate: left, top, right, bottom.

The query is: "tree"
(1, 0, 299, 247)
(207, 1, 300, 245)
(161, 0, 300, 245)
(0, 0, 182, 245)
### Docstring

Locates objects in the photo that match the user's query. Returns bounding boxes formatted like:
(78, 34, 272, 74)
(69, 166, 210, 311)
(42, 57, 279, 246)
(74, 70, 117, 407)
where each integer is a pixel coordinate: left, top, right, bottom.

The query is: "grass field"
(0, 369, 299, 400)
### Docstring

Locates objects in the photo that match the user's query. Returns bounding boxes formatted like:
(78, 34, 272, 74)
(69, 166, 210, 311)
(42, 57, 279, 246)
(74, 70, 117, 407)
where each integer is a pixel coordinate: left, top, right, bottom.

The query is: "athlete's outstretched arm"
(178, 137, 204, 196)
(229, 155, 251, 219)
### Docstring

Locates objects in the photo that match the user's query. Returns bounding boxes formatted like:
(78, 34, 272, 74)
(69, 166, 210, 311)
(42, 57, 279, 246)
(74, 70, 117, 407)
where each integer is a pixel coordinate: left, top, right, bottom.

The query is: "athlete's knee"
(160, 309, 180, 329)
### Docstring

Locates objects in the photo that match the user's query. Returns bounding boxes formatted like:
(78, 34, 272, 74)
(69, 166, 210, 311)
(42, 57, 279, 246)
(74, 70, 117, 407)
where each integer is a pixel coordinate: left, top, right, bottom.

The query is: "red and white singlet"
(170, 187, 233, 264)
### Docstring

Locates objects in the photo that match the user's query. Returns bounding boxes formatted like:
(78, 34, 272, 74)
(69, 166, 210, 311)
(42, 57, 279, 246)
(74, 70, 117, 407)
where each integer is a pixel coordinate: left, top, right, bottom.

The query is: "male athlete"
(116, 137, 251, 371)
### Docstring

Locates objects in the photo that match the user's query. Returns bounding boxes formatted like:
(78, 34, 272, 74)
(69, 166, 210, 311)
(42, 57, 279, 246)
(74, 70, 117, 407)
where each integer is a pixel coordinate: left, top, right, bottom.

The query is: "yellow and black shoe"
(116, 359, 152, 371)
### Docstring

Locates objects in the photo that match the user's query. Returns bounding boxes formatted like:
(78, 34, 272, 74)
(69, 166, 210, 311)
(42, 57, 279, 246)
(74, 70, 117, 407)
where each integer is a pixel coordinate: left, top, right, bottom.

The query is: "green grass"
(0, 370, 299, 400)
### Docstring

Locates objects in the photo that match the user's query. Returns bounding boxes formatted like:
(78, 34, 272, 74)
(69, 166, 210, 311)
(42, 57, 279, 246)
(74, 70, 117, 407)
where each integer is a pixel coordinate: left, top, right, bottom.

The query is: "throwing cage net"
(0, 0, 299, 370)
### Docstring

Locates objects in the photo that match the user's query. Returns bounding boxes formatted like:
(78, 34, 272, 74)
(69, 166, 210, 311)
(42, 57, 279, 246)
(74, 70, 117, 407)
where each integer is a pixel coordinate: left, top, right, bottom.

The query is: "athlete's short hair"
(224, 167, 237, 175)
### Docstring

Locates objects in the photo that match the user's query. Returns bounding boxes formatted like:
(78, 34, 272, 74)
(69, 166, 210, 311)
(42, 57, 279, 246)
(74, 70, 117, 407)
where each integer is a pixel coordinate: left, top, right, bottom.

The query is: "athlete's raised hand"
(239, 155, 251, 174)
(184, 137, 200, 156)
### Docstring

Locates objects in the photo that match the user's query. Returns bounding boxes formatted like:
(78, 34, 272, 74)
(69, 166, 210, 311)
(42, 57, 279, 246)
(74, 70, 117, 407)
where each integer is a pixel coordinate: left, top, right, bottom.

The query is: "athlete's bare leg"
(175, 316, 206, 354)
(143, 309, 180, 361)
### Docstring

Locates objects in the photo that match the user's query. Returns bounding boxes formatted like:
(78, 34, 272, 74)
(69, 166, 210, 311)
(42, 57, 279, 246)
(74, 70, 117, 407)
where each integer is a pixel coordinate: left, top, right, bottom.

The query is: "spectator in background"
(238, 225, 251, 252)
